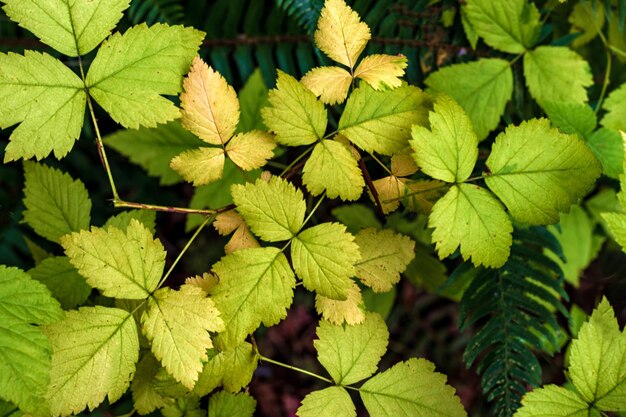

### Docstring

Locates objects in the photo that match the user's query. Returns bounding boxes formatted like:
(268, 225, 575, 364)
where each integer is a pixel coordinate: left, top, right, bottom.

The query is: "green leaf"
(211, 247, 296, 349)
(587, 128, 624, 179)
(354, 228, 415, 292)
(297, 386, 355, 417)
(314, 313, 388, 385)
(61, 219, 166, 299)
(104, 210, 157, 234)
(339, 84, 430, 155)
(44, 306, 139, 416)
(131, 353, 173, 415)
(302, 140, 364, 201)
(569, 298, 626, 409)
(523, 46, 592, 106)
(85, 23, 204, 129)
(602, 83, 626, 132)
(569, 0, 604, 48)
(105, 121, 206, 185)
(464, 0, 540, 53)
(0, 51, 85, 162)
(0, 400, 22, 417)
(429, 184, 512, 268)
(2, 0, 130, 56)
(261, 70, 327, 146)
(332, 204, 382, 234)
(485, 119, 602, 225)
(141, 285, 224, 389)
(237, 69, 269, 133)
(161, 397, 203, 417)
(208, 392, 256, 417)
(516, 385, 591, 417)
(543, 101, 597, 139)
(194, 342, 258, 396)
(360, 358, 467, 417)
(22, 162, 91, 244)
(231, 176, 306, 242)
(28, 256, 92, 310)
(410, 95, 478, 182)
(425, 59, 513, 140)
(291, 222, 360, 300)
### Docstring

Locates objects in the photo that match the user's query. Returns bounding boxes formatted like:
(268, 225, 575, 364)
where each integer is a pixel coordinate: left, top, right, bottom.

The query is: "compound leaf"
(410, 95, 478, 183)
(315, 312, 388, 385)
(297, 386, 355, 417)
(485, 119, 602, 225)
(22, 162, 91, 244)
(601, 83, 626, 132)
(429, 184, 512, 268)
(61, 219, 166, 299)
(354, 54, 408, 90)
(131, 353, 173, 415)
(339, 84, 430, 155)
(424, 58, 513, 140)
(231, 176, 306, 242)
(141, 285, 224, 389)
(543, 101, 596, 139)
(300, 66, 352, 105)
(315, 280, 365, 325)
(0, 52, 85, 162)
(194, 342, 258, 396)
(180, 57, 239, 145)
(0, 266, 62, 324)
(360, 358, 467, 417)
(170, 147, 225, 186)
(211, 247, 296, 349)
(28, 256, 92, 310)
(587, 128, 624, 179)
(208, 392, 256, 417)
(85, 23, 204, 129)
(291, 222, 360, 300)
(44, 306, 139, 417)
(314, 0, 371, 68)
(2, 0, 130, 56)
(262, 71, 327, 146)
(225, 130, 276, 171)
(516, 385, 590, 417)
(354, 228, 415, 292)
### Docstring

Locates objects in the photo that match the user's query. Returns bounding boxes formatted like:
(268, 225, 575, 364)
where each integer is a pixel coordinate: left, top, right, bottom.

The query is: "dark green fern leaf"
(458, 226, 568, 417)
(128, 0, 184, 25)
(275, 0, 325, 35)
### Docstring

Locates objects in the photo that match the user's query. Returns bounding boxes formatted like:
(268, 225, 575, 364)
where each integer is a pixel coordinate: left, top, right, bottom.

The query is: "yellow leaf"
(315, 281, 365, 325)
(354, 54, 408, 90)
(391, 152, 419, 177)
(214, 210, 244, 235)
(301, 66, 352, 105)
(170, 147, 225, 186)
(225, 225, 260, 254)
(180, 57, 239, 145)
(372, 175, 406, 214)
(185, 272, 219, 295)
(225, 130, 276, 170)
(315, 0, 371, 68)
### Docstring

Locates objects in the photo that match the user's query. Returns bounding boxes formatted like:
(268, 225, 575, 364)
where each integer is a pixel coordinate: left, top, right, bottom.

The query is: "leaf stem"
(302, 192, 326, 228)
(279, 144, 315, 177)
(257, 354, 334, 384)
(367, 152, 393, 176)
(595, 49, 612, 115)
(358, 156, 385, 216)
(86, 94, 120, 200)
(113, 199, 226, 215)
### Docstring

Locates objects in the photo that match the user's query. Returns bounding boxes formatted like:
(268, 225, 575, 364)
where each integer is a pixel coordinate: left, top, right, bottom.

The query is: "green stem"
(156, 214, 215, 289)
(257, 354, 334, 384)
(280, 144, 315, 177)
(368, 152, 393, 176)
(113, 199, 223, 215)
(86, 94, 119, 200)
(595, 49, 612, 114)
(302, 192, 326, 228)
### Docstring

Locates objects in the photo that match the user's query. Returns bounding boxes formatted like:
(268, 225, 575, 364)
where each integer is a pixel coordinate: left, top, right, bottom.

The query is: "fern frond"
(275, 0, 325, 35)
(128, 0, 184, 25)
(458, 226, 568, 417)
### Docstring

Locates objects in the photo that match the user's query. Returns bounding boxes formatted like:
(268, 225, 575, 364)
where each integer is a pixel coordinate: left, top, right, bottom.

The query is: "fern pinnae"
(128, 0, 184, 25)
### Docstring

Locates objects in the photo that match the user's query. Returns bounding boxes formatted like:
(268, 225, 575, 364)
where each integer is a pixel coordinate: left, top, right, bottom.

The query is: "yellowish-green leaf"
(314, 0, 371, 68)
(339, 84, 431, 155)
(104, 210, 157, 234)
(587, 128, 624, 179)
(141, 285, 224, 389)
(61, 219, 166, 299)
(170, 147, 225, 186)
(360, 358, 467, 417)
(603, 211, 626, 252)
(238, 69, 268, 133)
(24, 236, 51, 265)
(425, 58, 513, 140)
(297, 387, 355, 417)
(524, 46, 592, 106)
(86, 24, 204, 129)
(225, 130, 276, 170)
(261, 71, 327, 146)
(354, 54, 408, 90)
(429, 184, 512, 268)
(180, 57, 239, 145)
(410, 95, 478, 183)
(194, 342, 258, 396)
(485, 119, 602, 225)
(1, 51, 85, 162)
(315, 312, 388, 385)
(231, 176, 306, 242)
(131, 353, 173, 415)
(208, 392, 256, 417)
(28, 256, 92, 310)
(543, 101, 597, 139)
(302, 139, 364, 201)
(300, 66, 352, 105)
(601, 83, 626, 132)
(291, 222, 360, 300)
(211, 247, 296, 349)
(44, 306, 139, 417)
(315, 280, 365, 325)
(569, 1, 604, 48)
(354, 228, 415, 292)
(22, 162, 91, 243)
(2, 0, 129, 56)
(514, 385, 590, 417)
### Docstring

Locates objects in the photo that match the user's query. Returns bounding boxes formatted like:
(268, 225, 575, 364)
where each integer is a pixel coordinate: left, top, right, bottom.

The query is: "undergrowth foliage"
(0, 0, 625, 416)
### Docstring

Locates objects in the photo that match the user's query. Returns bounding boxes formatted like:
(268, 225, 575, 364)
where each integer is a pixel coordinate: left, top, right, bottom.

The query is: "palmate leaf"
(44, 306, 139, 417)
(141, 285, 224, 389)
(61, 219, 166, 300)
(297, 386, 355, 417)
(360, 358, 467, 417)
(1, 0, 130, 56)
(85, 23, 204, 129)
(300, 66, 352, 105)
(354, 54, 408, 90)
(211, 247, 296, 349)
(485, 119, 602, 225)
(208, 392, 256, 417)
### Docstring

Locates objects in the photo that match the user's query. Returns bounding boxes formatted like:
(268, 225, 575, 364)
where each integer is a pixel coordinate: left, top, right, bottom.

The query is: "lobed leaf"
(300, 66, 352, 105)
(354, 54, 408, 90)
(225, 130, 276, 171)
(315, 280, 365, 325)
(169, 147, 225, 186)
(516, 385, 590, 417)
(297, 387, 355, 417)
